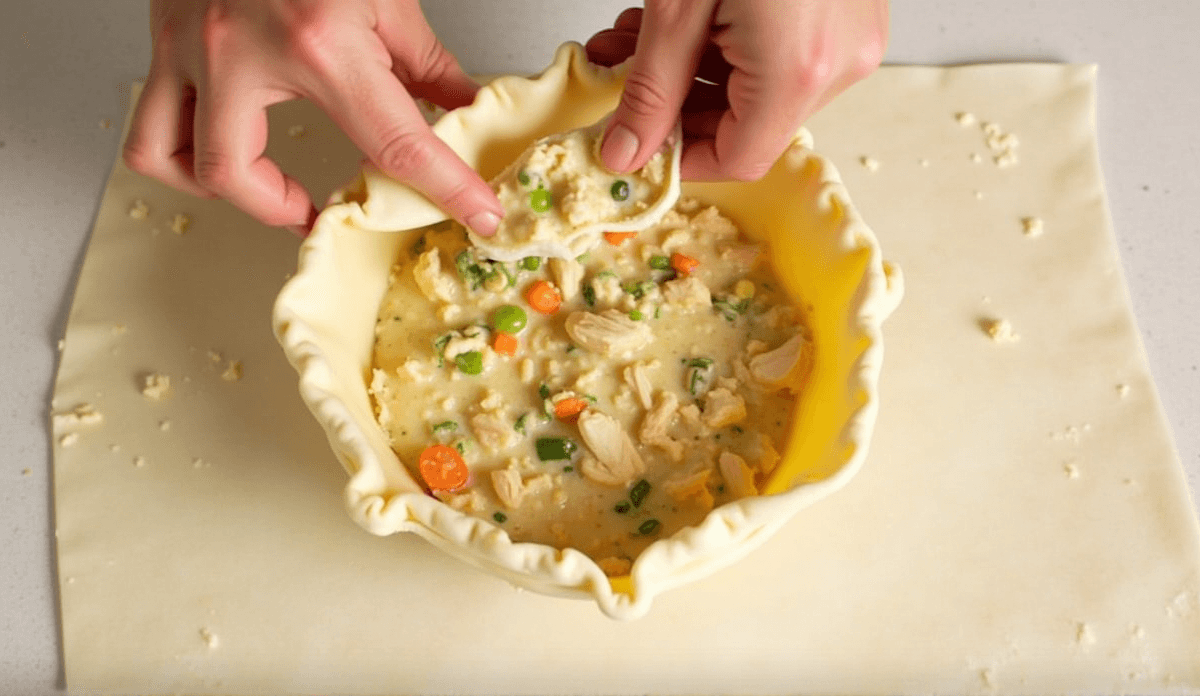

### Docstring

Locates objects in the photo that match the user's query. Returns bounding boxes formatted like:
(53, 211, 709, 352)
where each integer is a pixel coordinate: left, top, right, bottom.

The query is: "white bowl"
(272, 42, 903, 619)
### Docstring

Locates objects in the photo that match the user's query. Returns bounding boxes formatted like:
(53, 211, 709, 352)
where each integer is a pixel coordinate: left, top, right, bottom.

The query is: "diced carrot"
(493, 331, 518, 356)
(670, 252, 700, 275)
(526, 280, 561, 314)
(603, 231, 637, 245)
(418, 444, 469, 492)
(554, 397, 589, 423)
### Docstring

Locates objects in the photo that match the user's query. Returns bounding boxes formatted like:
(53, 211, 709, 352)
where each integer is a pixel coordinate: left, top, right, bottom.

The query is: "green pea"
(491, 304, 528, 334)
(520, 256, 542, 271)
(648, 255, 671, 270)
(610, 179, 630, 202)
(629, 309, 644, 321)
(454, 350, 483, 375)
(529, 188, 552, 213)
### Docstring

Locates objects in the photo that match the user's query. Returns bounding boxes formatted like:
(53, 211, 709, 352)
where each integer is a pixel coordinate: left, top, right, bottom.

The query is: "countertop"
(2, 1, 1197, 693)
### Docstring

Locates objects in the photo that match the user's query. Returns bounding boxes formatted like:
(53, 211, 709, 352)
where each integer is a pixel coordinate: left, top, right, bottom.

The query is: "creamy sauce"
(371, 197, 812, 574)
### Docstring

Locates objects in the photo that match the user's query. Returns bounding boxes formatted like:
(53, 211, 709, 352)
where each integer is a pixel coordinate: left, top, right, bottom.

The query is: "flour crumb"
(170, 213, 191, 235)
(287, 124, 306, 138)
(133, 455, 146, 468)
(1020, 216, 1044, 238)
(128, 200, 150, 220)
(994, 149, 1019, 168)
(192, 457, 209, 469)
(221, 360, 243, 382)
(981, 318, 1019, 343)
(974, 190, 984, 200)
(859, 156, 880, 172)
(956, 111, 977, 127)
(59, 433, 80, 448)
(1063, 461, 1080, 479)
(1116, 383, 1130, 399)
(22, 468, 31, 476)
(199, 627, 220, 650)
(969, 152, 983, 163)
(918, 157, 930, 167)
(57, 338, 65, 352)
(159, 419, 171, 432)
(141, 373, 171, 401)
(1076, 622, 1096, 646)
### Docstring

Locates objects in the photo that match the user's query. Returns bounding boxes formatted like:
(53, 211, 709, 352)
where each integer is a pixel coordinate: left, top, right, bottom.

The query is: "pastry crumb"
(1063, 462, 1080, 479)
(128, 199, 150, 220)
(1021, 216, 1044, 238)
(980, 318, 1019, 343)
(918, 157, 930, 167)
(21, 468, 32, 476)
(159, 419, 171, 432)
(974, 190, 984, 200)
(199, 627, 220, 649)
(969, 152, 982, 163)
(170, 213, 191, 235)
(287, 124, 306, 138)
(193, 457, 209, 468)
(52, 403, 104, 429)
(955, 111, 977, 126)
(141, 373, 171, 401)
(994, 149, 1019, 168)
(59, 432, 80, 448)
(859, 156, 880, 172)
(1116, 383, 1130, 398)
(221, 360, 243, 382)
(133, 455, 146, 468)
(1076, 622, 1096, 646)
(109, 444, 121, 453)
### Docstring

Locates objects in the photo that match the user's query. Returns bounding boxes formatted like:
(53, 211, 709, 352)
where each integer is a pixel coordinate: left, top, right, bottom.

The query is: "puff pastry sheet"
(52, 64, 1200, 694)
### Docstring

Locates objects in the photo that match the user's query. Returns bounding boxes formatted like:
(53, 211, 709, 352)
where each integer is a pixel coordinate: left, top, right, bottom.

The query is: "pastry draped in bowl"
(272, 42, 903, 619)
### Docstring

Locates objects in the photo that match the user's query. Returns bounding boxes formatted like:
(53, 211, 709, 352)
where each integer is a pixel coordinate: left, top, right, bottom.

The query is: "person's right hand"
(123, 0, 503, 237)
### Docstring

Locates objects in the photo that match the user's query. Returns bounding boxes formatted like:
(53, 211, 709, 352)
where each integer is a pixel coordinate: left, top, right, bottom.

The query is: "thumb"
(601, 0, 716, 173)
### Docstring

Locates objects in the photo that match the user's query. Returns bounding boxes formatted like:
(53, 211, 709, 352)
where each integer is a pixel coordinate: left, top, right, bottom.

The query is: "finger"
(378, 2, 480, 111)
(320, 62, 502, 236)
(600, 0, 718, 172)
(584, 29, 638, 67)
(123, 74, 214, 199)
(192, 81, 315, 228)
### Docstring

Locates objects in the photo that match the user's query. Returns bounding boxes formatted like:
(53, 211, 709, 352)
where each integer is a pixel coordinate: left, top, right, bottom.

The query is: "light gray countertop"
(3, 1, 1197, 693)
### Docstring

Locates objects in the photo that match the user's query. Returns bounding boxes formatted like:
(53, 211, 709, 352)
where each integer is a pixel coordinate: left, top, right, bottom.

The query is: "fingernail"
(286, 206, 320, 238)
(467, 210, 501, 237)
(601, 124, 640, 172)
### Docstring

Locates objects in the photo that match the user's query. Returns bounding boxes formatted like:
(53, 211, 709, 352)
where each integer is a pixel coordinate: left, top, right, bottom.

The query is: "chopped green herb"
(648, 255, 670, 270)
(594, 270, 618, 280)
(629, 309, 644, 321)
(581, 283, 596, 307)
(432, 420, 458, 434)
(562, 465, 574, 473)
(713, 296, 752, 321)
(638, 519, 661, 535)
(499, 262, 518, 288)
(583, 394, 598, 403)
(731, 425, 744, 434)
(688, 357, 715, 368)
(454, 250, 487, 289)
(621, 280, 657, 300)
(529, 187, 552, 213)
(630, 479, 651, 508)
(520, 256, 542, 271)
(513, 413, 529, 435)
(455, 350, 483, 375)
(610, 179, 630, 202)
(535, 437, 577, 461)
(517, 170, 531, 187)
(614, 501, 632, 514)
(433, 333, 452, 367)
(491, 304, 528, 334)
(453, 439, 473, 455)
(653, 305, 662, 319)
(576, 252, 591, 263)
(538, 383, 551, 399)
(493, 511, 508, 523)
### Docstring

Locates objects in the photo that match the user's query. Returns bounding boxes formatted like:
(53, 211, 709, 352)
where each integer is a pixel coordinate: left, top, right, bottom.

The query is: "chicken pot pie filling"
(370, 197, 812, 574)
(467, 118, 682, 262)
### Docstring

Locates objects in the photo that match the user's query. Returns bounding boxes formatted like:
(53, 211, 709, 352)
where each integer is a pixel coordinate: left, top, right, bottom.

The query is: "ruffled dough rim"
(272, 42, 903, 620)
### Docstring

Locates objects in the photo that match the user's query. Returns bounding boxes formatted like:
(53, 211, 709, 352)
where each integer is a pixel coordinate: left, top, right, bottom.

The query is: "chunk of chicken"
(490, 464, 553, 510)
(661, 276, 711, 311)
(718, 451, 758, 498)
(443, 326, 489, 360)
(413, 248, 460, 303)
(471, 411, 521, 454)
(577, 410, 646, 486)
(565, 309, 653, 356)
(702, 387, 747, 428)
(623, 360, 659, 410)
(749, 333, 810, 385)
(662, 469, 714, 512)
(639, 391, 684, 462)
(549, 257, 584, 301)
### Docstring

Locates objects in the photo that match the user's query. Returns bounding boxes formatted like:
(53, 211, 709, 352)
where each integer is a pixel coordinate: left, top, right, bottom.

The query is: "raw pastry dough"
(51, 59, 1200, 694)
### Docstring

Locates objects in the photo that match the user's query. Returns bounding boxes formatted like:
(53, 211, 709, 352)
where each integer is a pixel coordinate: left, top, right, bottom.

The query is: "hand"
(586, 1, 888, 181)
(123, 0, 503, 236)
